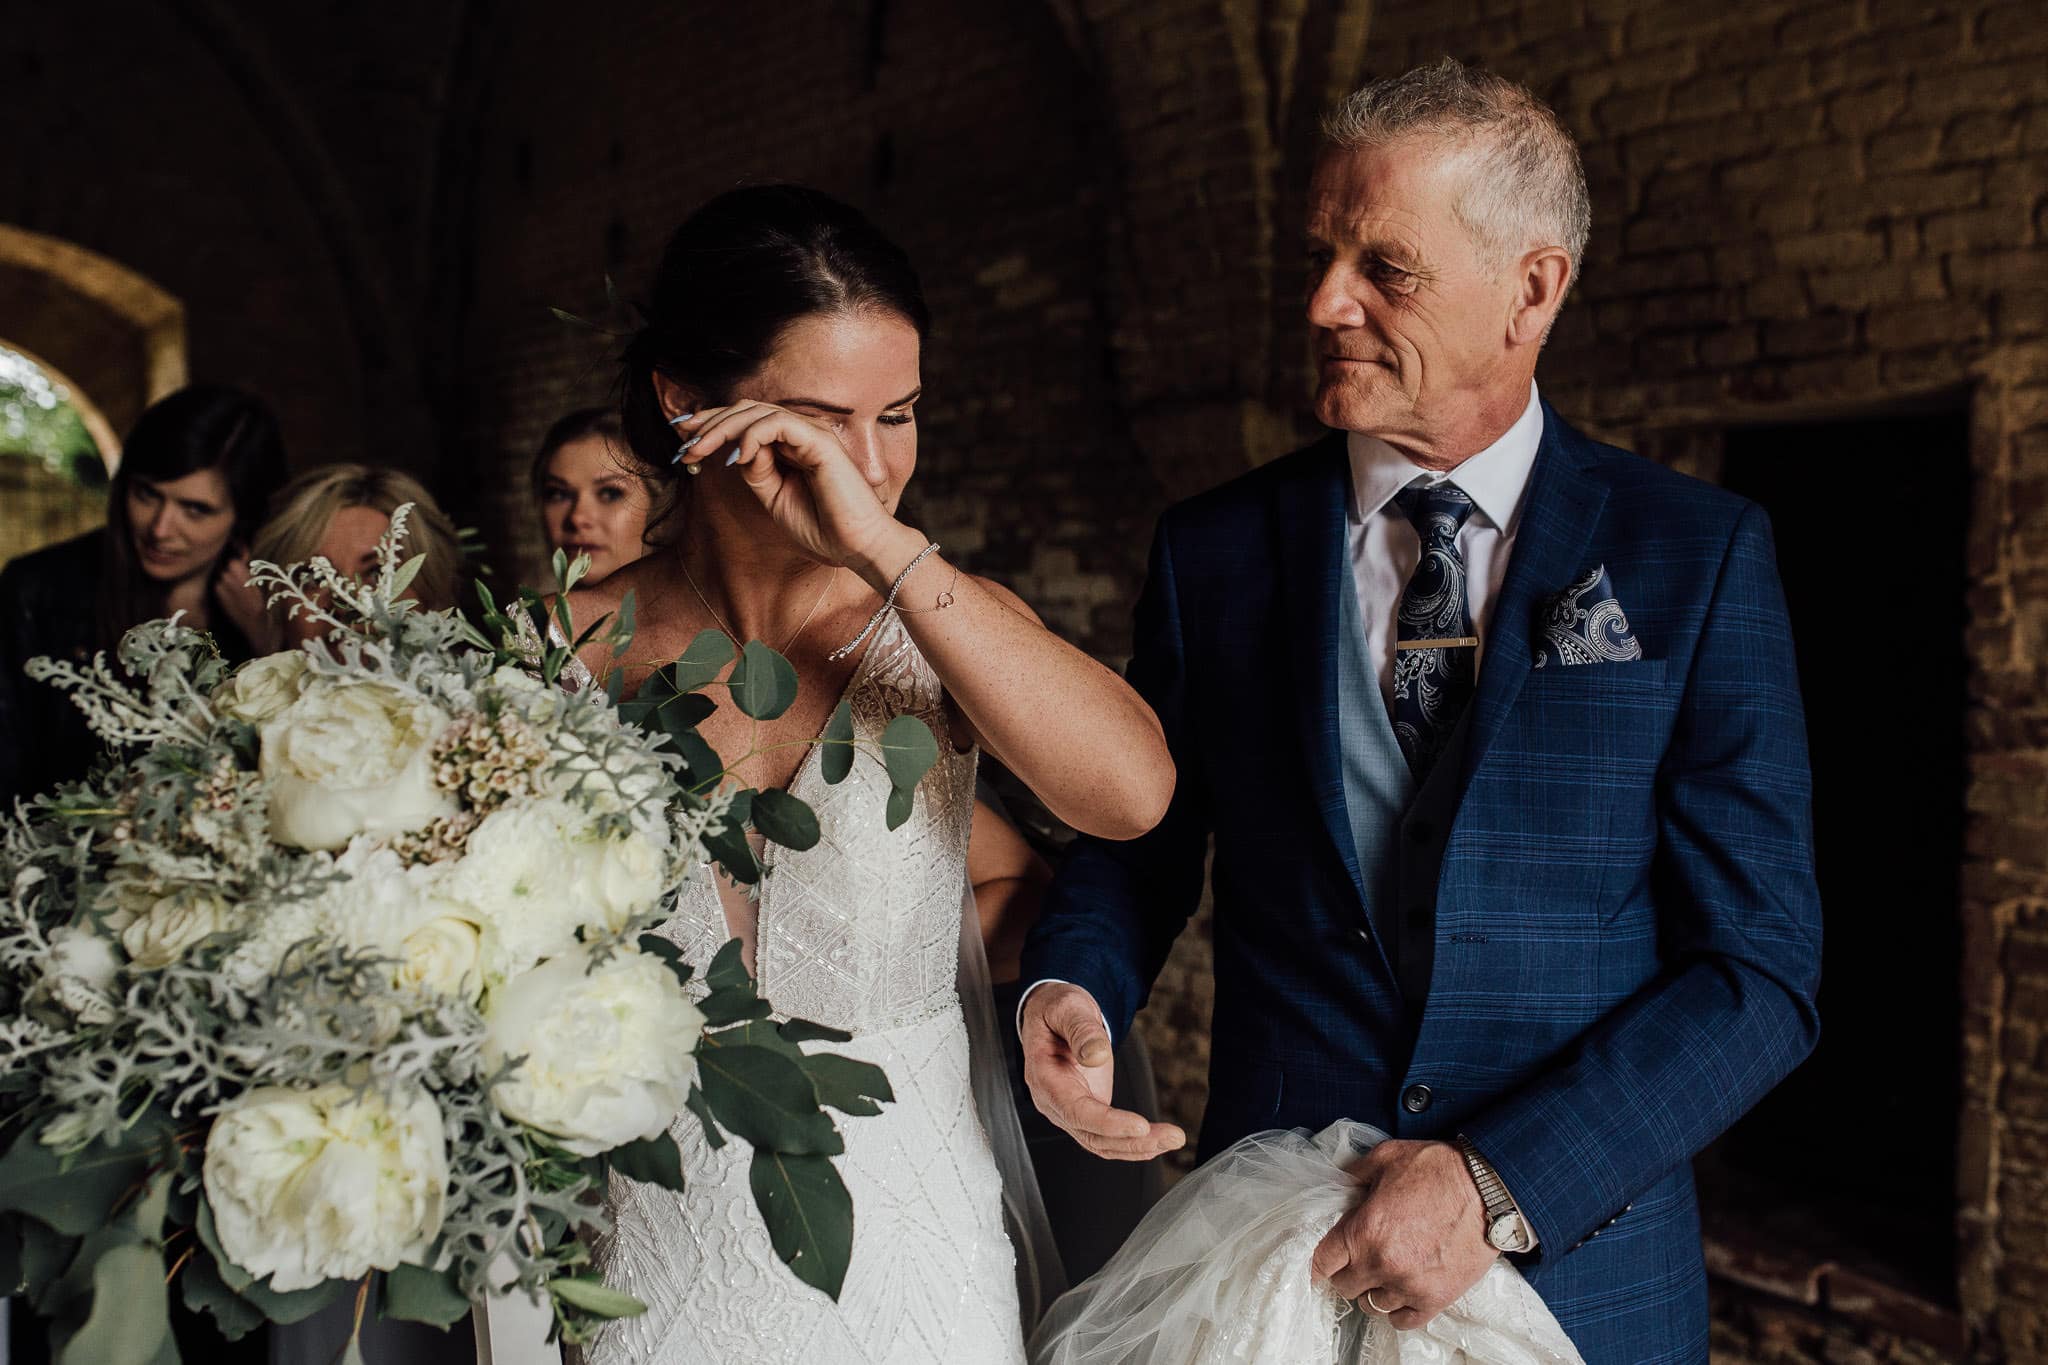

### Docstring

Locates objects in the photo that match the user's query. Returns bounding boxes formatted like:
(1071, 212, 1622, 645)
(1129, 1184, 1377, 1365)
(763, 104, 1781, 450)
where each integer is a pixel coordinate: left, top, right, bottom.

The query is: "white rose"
(203, 1082, 448, 1292)
(483, 946, 704, 1155)
(121, 886, 236, 969)
(396, 914, 483, 1001)
(216, 651, 314, 725)
(261, 680, 457, 850)
(38, 927, 121, 1024)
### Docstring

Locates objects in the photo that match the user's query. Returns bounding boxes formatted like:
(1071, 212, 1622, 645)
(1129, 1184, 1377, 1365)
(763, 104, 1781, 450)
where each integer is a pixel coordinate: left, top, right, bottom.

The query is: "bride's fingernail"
(667, 412, 696, 427)
(724, 447, 743, 466)
(678, 434, 704, 453)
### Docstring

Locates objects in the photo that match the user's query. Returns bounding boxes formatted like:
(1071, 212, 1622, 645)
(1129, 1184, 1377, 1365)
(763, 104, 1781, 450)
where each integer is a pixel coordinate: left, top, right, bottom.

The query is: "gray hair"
(1321, 58, 1590, 285)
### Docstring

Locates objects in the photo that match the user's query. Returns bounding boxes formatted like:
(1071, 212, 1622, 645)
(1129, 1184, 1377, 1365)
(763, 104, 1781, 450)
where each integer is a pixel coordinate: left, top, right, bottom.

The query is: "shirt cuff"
(1015, 978, 1113, 1044)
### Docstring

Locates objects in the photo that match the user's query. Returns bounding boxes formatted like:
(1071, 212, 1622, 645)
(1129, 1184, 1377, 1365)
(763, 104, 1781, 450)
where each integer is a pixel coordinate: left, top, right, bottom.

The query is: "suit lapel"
(1275, 436, 1371, 919)
(1456, 404, 1611, 795)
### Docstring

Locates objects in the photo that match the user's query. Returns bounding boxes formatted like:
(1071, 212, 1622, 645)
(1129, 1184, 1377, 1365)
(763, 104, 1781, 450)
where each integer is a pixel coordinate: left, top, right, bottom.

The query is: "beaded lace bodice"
(565, 613, 1026, 1364)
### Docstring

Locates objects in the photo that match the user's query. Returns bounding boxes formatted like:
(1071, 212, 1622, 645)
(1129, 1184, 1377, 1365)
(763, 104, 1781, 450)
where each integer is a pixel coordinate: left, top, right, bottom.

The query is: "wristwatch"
(1454, 1135, 1535, 1254)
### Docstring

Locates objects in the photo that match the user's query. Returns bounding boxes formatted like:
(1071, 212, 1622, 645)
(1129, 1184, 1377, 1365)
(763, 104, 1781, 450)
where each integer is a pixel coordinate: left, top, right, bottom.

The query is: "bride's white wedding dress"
(560, 613, 1030, 1365)
(1029, 1122, 1583, 1365)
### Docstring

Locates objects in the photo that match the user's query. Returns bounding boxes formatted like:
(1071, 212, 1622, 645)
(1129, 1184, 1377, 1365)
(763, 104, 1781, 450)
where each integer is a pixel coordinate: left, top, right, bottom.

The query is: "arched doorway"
(0, 342, 118, 565)
(0, 226, 186, 567)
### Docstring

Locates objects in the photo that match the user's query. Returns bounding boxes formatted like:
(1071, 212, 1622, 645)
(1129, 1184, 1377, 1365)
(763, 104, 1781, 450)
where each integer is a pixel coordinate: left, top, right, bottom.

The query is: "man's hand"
(1308, 1139, 1497, 1330)
(1020, 983, 1184, 1161)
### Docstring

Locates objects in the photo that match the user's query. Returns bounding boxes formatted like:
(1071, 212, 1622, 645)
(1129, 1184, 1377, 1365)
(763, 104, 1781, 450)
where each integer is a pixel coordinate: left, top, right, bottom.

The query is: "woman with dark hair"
(0, 384, 286, 804)
(515, 185, 1175, 1365)
(529, 406, 660, 584)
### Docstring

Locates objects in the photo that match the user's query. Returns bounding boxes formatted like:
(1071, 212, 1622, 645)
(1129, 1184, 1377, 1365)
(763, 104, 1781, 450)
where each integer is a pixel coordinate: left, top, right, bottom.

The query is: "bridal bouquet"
(0, 514, 931, 1362)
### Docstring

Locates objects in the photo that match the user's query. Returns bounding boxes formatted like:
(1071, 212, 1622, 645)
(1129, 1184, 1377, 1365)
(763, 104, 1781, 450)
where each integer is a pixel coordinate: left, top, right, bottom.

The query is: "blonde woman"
(252, 463, 463, 647)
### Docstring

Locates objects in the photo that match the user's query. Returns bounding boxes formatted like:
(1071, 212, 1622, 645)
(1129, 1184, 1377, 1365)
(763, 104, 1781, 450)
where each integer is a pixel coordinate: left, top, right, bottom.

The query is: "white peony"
(203, 1082, 448, 1292)
(215, 650, 314, 725)
(482, 946, 704, 1155)
(225, 843, 482, 1002)
(260, 680, 457, 851)
(120, 885, 236, 969)
(38, 927, 121, 1024)
(446, 801, 663, 984)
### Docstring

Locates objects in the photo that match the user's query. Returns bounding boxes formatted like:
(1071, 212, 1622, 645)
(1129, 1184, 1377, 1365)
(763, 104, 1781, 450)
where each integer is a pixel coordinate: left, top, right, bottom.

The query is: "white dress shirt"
(1347, 381, 1544, 709)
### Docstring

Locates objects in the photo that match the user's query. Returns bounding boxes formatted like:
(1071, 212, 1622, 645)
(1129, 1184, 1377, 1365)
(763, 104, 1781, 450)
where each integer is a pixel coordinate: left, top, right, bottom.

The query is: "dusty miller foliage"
(0, 507, 701, 1315)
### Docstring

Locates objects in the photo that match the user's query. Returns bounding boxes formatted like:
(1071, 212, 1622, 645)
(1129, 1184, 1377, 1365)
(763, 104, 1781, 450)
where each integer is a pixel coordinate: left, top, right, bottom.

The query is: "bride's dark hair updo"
(619, 184, 931, 479)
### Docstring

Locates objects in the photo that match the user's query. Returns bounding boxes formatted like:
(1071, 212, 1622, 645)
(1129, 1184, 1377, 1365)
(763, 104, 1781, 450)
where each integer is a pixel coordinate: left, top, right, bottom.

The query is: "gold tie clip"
(1396, 636, 1480, 650)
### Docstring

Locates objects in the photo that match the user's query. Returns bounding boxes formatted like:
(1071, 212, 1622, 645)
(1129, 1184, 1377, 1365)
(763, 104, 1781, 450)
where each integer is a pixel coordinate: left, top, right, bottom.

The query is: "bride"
(532, 184, 1173, 1364)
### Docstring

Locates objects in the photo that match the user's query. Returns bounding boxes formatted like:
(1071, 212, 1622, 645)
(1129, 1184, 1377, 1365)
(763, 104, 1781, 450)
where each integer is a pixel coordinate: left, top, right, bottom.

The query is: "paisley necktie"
(1392, 481, 1478, 783)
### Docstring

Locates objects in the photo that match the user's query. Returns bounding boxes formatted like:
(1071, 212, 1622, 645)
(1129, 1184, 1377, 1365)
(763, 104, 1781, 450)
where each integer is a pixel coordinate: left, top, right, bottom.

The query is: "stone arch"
(0, 224, 187, 447)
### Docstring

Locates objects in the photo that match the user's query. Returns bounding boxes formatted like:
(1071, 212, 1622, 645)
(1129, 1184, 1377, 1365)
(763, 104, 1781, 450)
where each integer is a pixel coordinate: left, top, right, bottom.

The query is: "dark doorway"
(1695, 409, 1969, 1303)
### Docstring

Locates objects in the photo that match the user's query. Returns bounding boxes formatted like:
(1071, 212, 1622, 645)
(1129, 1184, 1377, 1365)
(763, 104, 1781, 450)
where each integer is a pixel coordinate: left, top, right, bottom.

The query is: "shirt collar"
(1345, 380, 1544, 534)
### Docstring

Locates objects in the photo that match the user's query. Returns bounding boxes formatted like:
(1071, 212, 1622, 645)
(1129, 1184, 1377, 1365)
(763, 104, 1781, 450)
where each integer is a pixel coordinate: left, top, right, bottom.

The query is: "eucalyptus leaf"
(612, 588, 638, 652)
(878, 714, 940, 792)
(749, 1150, 854, 1301)
(608, 1134, 686, 1193)
(700, 791, 759, 883)
(384, 1261, 471, 1328)
(885, 784, 915, 831)
(236, 1273, 349, 1325)
(684, 1086, 727, 1151)
(750, 788, 820, 851)
(697, 986, 774, 1027)
(697, 1045, 845, 1155)
(728, 641, 799, 721)
(820, 700, 855, 784)
(778, 1017, 854, 1045)
(604, 667, 626, 705)
(57, 1242, 169, 1365)
(670, 727, 726, 789)
(17, 1212, 70, 1302)
(550, 1276, 648, 1319)
(0, 1213, 20, 1295)
(179, 1248, 266, 1341)
(636, 933, 694, 986)
(0, 1125, 154, 1236)
(705, 937, 751, 993)
(670, 629, 737, 692)
(800, 1054, 895, 1117)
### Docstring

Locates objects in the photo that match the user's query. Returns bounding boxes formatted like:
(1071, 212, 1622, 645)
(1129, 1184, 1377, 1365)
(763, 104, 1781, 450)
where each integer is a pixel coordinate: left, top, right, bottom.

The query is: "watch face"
(1487, 1212, 1531, 1253)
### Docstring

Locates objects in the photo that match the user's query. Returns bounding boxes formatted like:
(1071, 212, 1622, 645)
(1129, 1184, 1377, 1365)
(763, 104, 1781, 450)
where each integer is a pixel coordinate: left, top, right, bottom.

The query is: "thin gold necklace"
(681, 557, 836, 656)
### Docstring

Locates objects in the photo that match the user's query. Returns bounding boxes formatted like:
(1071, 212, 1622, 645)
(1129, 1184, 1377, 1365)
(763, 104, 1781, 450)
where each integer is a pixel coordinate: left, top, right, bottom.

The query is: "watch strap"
(1454, 1134, 1534, 1249)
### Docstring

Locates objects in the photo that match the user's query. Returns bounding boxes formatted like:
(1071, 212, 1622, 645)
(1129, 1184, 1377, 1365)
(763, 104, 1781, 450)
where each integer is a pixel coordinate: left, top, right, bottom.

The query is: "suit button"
(1356, 928, 1371, 943)
(1401, 1084, 1433, 1114)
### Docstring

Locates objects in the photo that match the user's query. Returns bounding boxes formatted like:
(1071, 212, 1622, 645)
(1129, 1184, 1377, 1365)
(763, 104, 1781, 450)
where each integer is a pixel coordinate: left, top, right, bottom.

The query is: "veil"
(957, 883, 1071, 1328)
(1028, 1121, 1583, 1365)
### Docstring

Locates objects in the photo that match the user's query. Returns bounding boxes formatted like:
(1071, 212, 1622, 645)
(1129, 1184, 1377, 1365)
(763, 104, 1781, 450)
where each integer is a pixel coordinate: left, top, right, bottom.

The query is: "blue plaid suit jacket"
(1022, 405, 1822, 1363)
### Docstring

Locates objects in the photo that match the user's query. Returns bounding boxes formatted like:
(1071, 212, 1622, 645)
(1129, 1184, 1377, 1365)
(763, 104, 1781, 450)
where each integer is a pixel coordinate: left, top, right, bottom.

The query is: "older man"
(1020, 58, 1821, 1362)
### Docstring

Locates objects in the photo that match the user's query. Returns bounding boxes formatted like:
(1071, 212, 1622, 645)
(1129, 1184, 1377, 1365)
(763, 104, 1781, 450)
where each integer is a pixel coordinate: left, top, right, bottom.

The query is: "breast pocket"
(1479, 660, 1677, 909)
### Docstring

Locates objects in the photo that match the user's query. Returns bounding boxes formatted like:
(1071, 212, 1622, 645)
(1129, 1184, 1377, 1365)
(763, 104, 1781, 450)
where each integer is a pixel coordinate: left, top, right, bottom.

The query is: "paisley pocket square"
(1533, 565, 1644, 667)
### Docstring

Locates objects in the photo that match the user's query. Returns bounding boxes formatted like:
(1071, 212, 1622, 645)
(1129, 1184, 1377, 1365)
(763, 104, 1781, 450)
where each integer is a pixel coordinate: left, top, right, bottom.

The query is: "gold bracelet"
(895, 565, 960, 613)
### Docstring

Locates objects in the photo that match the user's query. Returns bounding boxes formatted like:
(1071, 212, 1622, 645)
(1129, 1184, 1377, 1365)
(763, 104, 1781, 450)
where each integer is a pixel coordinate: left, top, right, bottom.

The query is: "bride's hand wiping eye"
(672, 402, 905, 575)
